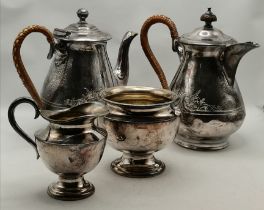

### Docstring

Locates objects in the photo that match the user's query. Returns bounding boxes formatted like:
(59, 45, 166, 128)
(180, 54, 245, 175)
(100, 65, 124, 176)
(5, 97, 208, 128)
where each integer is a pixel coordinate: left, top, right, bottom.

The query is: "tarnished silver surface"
(179, 8, 237, 46)
(170, 43, 250, 150)
(13, 8, 137, 115)
(36, 130, 106, 200)
(8, 98, 107, 200)
(141, 8, 259, 150)
(53, 8, 112, 42)
(42, 9, 137, 112)
(102, 86, 180, 177)
(171, 10, 259, 150)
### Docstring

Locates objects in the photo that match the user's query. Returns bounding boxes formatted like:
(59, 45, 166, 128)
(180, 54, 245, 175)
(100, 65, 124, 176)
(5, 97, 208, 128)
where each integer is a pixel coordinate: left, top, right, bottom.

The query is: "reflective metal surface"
(42, 29, 137, 111)
(53, 8, 112, 42)
(102, 86, 180, 177)
(8, 98, 107, 200)
(12, 9, 137, 115)
(171, 43, 258, 150)
(36, 131, 106, 200)
(179, 8, 237, 46)
(140, 8, 259, 150)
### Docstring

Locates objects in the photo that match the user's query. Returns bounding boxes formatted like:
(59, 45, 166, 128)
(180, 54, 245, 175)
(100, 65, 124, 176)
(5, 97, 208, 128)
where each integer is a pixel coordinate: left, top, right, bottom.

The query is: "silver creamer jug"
(140, 8, 259, 150)
(8, 98, 108, 200)
(13, 8, 137, 117)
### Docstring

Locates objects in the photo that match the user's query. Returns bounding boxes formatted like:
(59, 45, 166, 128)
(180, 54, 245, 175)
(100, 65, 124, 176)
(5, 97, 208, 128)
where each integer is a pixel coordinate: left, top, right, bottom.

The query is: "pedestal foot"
(111, 152, 165, 178)
(47, 175, 95, 201)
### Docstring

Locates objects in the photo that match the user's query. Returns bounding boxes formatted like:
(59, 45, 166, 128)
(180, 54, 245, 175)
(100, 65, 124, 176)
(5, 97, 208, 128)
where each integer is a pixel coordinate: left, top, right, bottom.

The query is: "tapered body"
(42, 41, 119, 109)
(12, 9, 137, 116)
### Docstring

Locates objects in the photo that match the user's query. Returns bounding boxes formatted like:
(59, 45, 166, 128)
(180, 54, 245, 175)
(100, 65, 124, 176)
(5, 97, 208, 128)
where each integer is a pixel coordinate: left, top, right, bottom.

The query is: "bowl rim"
(101, 86, 177, 109)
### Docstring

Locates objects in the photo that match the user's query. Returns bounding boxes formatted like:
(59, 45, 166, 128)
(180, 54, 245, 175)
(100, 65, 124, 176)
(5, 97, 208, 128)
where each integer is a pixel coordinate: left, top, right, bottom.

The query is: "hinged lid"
(179, 8, 237, 46)
(53, 8, 112, 42)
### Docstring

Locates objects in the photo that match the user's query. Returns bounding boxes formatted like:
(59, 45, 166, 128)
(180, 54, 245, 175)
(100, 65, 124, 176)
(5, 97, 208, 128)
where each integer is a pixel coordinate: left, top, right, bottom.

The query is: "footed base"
(175, 135, 229, 151)
(111, 152, 165, 178)
(47, 175, 95, 201)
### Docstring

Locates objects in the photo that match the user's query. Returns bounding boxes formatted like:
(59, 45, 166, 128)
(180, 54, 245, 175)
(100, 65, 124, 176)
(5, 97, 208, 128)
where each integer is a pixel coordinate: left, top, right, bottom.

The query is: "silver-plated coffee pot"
(141, 8, 259, 150)
(13, 8, 137, 116)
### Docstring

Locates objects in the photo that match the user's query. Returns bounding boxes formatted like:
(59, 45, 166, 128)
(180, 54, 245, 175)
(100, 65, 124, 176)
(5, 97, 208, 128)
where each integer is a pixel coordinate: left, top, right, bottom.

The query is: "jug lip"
(101, 86, 177, 109)
(40, 101, 108, 124)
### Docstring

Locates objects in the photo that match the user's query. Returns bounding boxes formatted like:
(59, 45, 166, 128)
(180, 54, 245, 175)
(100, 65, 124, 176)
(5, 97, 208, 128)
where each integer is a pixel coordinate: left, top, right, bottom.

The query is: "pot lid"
(179, 8, 237, 46)
(53, 8, 112, 42)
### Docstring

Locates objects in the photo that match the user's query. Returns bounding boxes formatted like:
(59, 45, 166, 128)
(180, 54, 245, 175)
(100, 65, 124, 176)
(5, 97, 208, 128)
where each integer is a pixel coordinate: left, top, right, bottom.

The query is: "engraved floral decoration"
(181, 90, 223, 112)
(64, 88, 103, 107)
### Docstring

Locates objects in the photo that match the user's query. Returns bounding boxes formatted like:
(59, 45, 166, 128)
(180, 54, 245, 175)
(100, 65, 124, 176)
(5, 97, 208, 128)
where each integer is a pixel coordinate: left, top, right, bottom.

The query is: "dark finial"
(200, 8, 217, 29)
(77, 8, 89, 22)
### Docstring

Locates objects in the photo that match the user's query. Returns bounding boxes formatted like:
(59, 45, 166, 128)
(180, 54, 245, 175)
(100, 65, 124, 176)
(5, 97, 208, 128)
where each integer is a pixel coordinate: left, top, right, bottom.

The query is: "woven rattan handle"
(140, 15, 179, 89)
(12, 25, 55, 108)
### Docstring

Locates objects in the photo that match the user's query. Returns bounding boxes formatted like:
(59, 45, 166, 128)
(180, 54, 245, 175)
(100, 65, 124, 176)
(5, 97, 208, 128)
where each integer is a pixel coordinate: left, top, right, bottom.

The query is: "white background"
(1, 0, 264, 210)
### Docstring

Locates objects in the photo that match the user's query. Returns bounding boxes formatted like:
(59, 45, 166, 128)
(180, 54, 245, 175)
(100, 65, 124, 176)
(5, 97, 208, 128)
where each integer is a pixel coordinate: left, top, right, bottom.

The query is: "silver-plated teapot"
(141, 8, 259, 150)
(13, 8, 137, 116)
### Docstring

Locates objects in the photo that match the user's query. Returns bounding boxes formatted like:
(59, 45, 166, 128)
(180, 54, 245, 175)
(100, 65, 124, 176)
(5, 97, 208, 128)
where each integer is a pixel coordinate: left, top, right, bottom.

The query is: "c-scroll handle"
(140, 15, 179, 89)
(12, 25, 55, 108)
(8, 97, 41, 159)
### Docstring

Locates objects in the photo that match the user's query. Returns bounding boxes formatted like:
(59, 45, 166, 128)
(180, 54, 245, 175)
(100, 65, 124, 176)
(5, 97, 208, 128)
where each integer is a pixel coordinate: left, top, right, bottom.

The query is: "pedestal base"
(175, 135, 229, 151)
(47, 175, 95, 201)
(111, 152, 165, 178)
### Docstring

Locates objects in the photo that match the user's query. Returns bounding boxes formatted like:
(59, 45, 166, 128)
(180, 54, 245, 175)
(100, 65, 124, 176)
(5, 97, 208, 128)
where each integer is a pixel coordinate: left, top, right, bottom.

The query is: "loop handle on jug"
(8, 97, 41, 159)
(12, 25, 55, 109)
(140, 15, 179, 89)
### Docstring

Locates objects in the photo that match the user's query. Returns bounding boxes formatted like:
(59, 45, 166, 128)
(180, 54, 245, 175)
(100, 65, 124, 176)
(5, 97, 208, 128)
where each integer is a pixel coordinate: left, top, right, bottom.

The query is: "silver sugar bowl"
(102, 86, 180, 177)
(8, 98, 108, 200)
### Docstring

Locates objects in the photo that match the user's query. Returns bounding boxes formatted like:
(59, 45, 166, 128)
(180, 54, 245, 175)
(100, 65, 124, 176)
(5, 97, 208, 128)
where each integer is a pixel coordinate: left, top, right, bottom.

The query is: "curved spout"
(114, 31, 137, 85)
(223, 42, 260, 86)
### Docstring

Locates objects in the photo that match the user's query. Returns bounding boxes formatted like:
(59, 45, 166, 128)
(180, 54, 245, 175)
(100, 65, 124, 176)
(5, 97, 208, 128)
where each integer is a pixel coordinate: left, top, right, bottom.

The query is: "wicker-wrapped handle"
(12, 25, 55, 109)
(140, 15, 179, 89)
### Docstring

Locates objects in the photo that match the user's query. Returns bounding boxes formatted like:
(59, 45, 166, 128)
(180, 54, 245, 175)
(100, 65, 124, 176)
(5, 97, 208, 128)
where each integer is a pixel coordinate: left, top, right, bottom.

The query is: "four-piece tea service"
(8, 8, 259, 200)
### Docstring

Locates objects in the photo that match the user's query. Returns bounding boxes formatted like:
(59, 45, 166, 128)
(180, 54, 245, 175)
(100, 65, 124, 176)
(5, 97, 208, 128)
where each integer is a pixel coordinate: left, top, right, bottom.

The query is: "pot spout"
(114, 31, 137, 85)
(223, 42, 260, 86)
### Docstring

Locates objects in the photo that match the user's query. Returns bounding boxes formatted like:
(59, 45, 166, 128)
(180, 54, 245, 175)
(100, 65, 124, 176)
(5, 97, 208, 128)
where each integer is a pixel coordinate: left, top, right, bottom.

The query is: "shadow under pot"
(8, 97, 108, 201)
(102, 86, 181, 178)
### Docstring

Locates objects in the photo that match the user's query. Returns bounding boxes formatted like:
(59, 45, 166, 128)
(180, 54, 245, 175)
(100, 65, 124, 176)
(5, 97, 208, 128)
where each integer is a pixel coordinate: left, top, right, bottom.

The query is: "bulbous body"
(35, 125, 106, 176)
(105, 118, 178, 153)
(102, 86, 180, 177)
(170, 44, 246, 150)
(140, 8, 259, 150)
